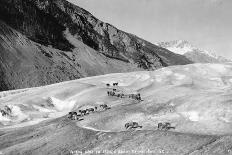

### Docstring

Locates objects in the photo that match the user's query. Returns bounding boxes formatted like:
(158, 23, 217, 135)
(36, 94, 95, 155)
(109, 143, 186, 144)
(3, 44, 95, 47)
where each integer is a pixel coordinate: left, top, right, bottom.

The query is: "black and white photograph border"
(0, 0, 232, 155)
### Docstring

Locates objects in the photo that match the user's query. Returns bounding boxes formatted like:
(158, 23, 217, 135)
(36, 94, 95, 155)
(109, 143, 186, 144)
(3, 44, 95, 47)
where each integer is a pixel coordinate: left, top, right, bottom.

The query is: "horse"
(94, 106, 98, 111)
(100, 104, 111, 110)
(88, 108, 95, 113)
(0, 110, 7, 116)
(158, 122, 175, 130)
(125, 122, 142, 130)
(79, 110, 87, 115)
(4, 106, 11, 113)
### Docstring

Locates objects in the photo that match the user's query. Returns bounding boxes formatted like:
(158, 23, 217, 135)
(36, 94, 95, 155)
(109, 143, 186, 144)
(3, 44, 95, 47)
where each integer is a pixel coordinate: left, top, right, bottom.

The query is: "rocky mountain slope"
(0, 0, 192, 91)
(158, 40, 231, 63)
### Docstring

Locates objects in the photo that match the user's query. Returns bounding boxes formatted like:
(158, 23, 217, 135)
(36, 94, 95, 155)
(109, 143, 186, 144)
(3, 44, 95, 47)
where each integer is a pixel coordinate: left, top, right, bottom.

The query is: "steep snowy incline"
(1, 63, 232, 154)
(1, 63, 232, 136)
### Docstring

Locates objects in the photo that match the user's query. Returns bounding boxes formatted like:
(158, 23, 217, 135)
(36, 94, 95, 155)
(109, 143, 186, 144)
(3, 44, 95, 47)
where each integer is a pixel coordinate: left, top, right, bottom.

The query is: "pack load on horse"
(125, 122, 142, 130)
(78, 107, 98, 116)
(129, 93, 142, 101)
(158, 122, 175, 130)
(67, 111, 83, 121)
(107, 91, 116, 96)
(100, 104, 111, 110)
(0, 105, 12, 117)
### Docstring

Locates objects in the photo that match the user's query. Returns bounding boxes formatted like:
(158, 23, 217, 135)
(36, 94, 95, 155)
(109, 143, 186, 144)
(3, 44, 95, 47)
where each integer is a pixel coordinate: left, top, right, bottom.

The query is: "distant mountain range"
(157, 40, 231, 63)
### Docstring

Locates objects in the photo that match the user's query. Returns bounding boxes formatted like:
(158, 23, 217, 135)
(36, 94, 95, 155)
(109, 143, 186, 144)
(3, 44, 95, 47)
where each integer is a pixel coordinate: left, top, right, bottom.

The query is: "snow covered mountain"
(158, 40, 232, 63)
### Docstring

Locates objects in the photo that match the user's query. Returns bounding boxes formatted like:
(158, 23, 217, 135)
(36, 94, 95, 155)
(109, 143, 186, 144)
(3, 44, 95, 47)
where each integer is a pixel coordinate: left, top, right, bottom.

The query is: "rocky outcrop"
(0, 21, 82, 91)
(0, 20, 143, 91)
(0, 0, 192, 91)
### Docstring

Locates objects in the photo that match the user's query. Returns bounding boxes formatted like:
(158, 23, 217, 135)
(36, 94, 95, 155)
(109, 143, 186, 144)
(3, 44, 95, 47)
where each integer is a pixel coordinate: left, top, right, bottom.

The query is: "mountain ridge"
(0, 0, 192, 91)
(157, 40, 231, 63)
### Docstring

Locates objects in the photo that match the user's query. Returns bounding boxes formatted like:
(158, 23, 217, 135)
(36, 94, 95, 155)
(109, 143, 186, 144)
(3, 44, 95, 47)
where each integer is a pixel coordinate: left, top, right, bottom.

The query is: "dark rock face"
(0, 0, 192, 91)
(0, 0, 74, 51)
(0, 21, 82, 91)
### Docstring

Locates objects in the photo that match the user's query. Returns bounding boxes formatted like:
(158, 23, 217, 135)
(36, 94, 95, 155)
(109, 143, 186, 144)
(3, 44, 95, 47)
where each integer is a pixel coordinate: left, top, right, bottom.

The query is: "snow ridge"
(157, 40, 231, 63)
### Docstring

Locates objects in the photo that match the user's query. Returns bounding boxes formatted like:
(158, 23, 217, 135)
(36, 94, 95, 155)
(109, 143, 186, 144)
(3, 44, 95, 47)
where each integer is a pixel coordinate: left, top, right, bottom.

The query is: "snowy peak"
(158, 40, 193, 49)
(158, 40, 232, 63)
(158, 40, 195, 55)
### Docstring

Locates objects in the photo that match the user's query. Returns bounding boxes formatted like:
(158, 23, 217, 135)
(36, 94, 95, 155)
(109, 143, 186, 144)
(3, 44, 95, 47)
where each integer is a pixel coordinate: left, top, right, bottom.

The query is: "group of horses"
(125, 122, 143, 130)
(0, 105, 12, 117)
(157, 122, 175, 130)
(124, 121, 175, 131)
(69, 82, 175, 131)
(106, 83, 118, 87)
(78, 107, 96, 116)
(67, 104, 111, 120)
(106, 83, 142, 101)
(67, 112, 83, 121)
(128, 93, 142, 101)
(107, 89, 142, 101)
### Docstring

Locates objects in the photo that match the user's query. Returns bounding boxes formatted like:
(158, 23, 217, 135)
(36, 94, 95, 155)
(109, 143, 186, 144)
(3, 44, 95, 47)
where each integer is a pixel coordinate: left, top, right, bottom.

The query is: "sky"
(68, 0, 232, 58)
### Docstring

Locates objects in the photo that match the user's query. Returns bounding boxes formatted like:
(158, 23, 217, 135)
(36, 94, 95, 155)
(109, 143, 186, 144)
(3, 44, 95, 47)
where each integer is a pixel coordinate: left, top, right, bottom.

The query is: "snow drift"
(0, 63, 232, 135)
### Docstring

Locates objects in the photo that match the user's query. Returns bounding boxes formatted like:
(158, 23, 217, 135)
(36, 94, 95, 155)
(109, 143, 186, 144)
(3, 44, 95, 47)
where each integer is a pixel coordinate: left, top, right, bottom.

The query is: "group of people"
(0, 105, 12, 117)
(67, 104, 111, 120)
